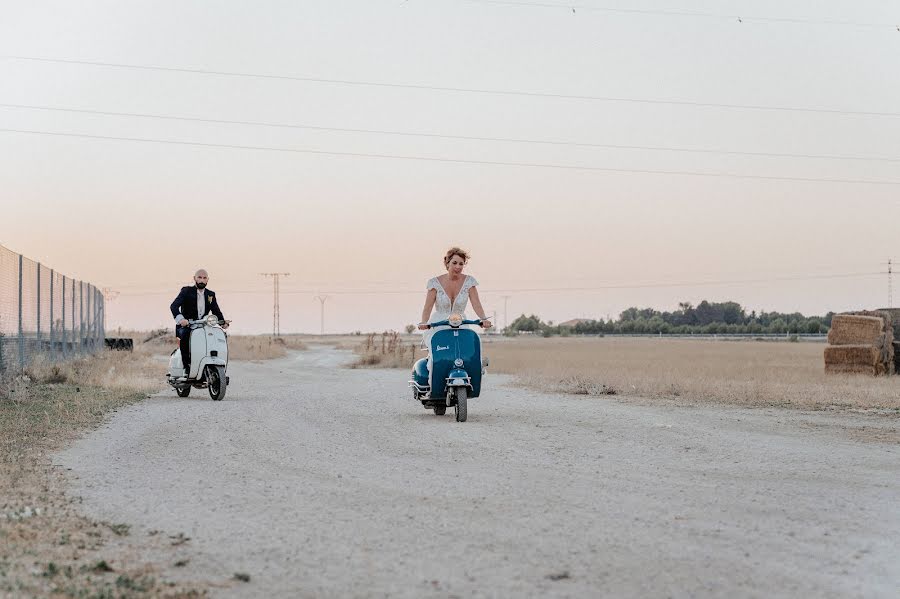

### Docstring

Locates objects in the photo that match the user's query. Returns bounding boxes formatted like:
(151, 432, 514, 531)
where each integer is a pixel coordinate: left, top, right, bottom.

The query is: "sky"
(1, 0, 899, 334)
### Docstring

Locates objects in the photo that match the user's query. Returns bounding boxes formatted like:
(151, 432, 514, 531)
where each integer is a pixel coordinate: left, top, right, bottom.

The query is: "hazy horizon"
(2, 1, 898, 334)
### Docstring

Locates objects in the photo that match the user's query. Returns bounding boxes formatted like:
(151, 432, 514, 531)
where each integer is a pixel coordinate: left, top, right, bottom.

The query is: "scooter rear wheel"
(454, 388, 467, 422)
(433, 405, 446, 415)
(176, 385, 191, 398)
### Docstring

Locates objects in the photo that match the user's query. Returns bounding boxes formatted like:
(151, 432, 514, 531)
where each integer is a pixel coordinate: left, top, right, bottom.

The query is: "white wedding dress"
(427, 274, 479, 324)
(423, 275, 479, 387)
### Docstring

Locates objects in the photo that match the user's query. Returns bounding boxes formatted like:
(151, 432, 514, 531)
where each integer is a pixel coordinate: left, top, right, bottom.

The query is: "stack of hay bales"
(824, 311, 894, 376)
(877, 307, 900, 373)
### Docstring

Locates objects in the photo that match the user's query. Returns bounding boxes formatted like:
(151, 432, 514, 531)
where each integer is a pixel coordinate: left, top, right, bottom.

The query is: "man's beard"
(196, 282, 207, 289)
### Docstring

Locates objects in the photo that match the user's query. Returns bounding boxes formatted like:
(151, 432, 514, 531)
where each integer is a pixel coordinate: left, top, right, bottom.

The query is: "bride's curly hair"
(443, 247, 470, 268)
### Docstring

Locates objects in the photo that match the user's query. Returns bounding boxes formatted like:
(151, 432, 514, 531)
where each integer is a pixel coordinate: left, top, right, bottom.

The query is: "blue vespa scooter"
(409, 313, 488, 422)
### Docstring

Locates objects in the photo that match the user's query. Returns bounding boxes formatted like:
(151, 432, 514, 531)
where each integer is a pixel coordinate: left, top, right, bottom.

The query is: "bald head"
(194, 269, 209, 289)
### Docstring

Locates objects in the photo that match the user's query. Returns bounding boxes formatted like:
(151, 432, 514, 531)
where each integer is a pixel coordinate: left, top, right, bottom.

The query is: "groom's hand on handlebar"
(179, 318, 189, 327)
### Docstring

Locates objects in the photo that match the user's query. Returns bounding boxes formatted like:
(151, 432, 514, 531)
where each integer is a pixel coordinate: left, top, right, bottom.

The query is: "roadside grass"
(487, 337, 900, 410)
(347, 332, 419, 369)
(227, 335, 306, 361)
(0, 340, 208, 597)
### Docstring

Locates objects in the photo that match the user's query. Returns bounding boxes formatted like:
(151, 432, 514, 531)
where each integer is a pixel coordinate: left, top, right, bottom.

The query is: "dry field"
(227, 334, 306, 361)
(341, 333, 900, 410)
(347, 332, 420, 369)
(0, 339, 208, 598)
(484, 336, 900, 410)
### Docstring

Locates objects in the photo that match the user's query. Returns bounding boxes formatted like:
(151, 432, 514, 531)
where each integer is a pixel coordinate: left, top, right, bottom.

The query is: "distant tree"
(509, 314, 544, 332)
(405, 324, 415, 334)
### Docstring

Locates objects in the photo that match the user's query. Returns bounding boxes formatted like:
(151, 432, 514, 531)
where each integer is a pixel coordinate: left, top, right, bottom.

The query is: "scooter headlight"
(207, 314, 219, 326)
(448, 313, 463, 327)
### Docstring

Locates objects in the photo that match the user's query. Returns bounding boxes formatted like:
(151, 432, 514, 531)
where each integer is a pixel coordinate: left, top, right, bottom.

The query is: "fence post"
(49, 269, 54, 361)
(18, 254, 24, 370)
(36, 262, 41, 349)
(98, 288, 104, 347)
(98, 289, 104, 344)
(86, 284, 91, 351)
(79, 281, 84, 353)
(61, 275, 66, 358)
(71, 279, 75, 354)
(92, 287, 98, 351)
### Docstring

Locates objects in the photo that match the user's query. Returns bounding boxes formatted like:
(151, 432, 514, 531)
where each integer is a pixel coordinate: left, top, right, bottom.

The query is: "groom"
(170, 269, 227, 375)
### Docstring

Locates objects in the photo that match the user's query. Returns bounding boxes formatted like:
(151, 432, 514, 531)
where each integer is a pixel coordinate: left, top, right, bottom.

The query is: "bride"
(418, 247, 493, 334)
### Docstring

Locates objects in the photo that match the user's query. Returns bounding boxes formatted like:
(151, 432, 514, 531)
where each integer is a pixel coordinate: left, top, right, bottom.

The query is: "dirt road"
(58, 346, 899, 598)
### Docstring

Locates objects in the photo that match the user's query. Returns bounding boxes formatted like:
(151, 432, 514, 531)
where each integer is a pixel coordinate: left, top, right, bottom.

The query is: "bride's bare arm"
(419, 288, 437, 329)
(468, 287, 493, 328)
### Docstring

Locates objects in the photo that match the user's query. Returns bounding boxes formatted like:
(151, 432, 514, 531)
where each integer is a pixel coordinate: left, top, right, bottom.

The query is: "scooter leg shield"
(168, 349, 185, 377)
(189, 328, 208, 379)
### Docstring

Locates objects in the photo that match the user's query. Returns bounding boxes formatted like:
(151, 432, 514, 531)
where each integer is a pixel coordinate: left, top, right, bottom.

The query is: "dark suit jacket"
(170, 286, 225, 325)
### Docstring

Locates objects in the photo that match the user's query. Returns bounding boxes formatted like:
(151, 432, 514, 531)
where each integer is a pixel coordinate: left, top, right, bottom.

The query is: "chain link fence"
(0, 244, 104, 374)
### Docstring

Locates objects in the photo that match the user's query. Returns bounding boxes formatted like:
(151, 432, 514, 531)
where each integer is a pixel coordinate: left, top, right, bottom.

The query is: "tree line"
(507, 300, 833, 336)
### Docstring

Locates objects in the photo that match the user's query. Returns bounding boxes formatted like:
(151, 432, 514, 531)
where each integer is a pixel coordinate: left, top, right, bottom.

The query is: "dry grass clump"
(350, 332, 419, 369)
(21, 347, 162, 394)
(487, 337, 900, 410)
(227, 335, 307, 361)
(0, 341, 209, 597)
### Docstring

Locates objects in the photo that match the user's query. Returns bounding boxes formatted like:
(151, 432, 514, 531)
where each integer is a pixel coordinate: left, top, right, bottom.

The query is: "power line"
(114, 270, 883, 297)
(4, 55, 899, 118)
(3, 127, 899, 186)
(459, 0, 899, 29)
(4, 102, 898, 164)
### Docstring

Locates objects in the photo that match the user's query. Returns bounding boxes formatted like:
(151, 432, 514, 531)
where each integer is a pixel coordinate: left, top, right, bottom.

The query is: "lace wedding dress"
(423, 275, 479, 387)
(427, 274, 479, 323)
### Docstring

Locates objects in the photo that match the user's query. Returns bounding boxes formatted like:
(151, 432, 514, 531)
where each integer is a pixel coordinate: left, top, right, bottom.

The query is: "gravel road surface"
(58, 346, 900, 598)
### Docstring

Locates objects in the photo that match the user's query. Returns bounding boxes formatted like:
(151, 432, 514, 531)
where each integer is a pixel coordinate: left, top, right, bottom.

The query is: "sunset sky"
(2, 1, 899, 334)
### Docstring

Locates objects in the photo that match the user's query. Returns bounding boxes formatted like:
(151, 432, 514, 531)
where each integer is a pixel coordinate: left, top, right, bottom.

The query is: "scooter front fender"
(196, 357, 227, 375)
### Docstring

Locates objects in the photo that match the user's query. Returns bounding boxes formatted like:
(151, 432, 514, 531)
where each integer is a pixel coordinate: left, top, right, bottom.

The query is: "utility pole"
(500, 295, 511, 330)
(314, 295, 329, 335)
(887, 259, 894, 308)
(261, 273, 290, 336)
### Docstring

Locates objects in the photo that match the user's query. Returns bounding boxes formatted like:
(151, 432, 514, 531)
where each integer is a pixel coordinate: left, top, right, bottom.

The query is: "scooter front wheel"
(454, 388, 467, 422)
(208, 365, 227, 401)
(433, 405, 446, 415)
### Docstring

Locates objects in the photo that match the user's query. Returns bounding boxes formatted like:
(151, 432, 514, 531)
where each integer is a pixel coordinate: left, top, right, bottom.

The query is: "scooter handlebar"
(187, 318, 231, 327)
(424, 319, 484, 329)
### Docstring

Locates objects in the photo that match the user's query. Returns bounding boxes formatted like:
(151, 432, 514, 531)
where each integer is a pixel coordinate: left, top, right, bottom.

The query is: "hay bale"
(826, 310, 895, 376)
(827, 315, 885, 346)
(824, 344, 880, 367)
(824, 363, 880, 376)
(877, 307, 900, 332)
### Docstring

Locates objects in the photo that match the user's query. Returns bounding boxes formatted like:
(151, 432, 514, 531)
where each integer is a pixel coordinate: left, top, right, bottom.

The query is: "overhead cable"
(459, 0, 898, 29)
(3, 127, 899, 185)
(3, 56, 899, 118)
(3, 102, 898, 164)
(114, 271, 883, 297)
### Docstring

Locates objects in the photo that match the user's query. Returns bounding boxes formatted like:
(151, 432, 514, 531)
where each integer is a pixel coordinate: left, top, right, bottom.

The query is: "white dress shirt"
(197, 288, 205, 319)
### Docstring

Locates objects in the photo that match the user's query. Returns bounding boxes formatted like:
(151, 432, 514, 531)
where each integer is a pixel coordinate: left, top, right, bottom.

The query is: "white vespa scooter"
(166, 314, 230, 400)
